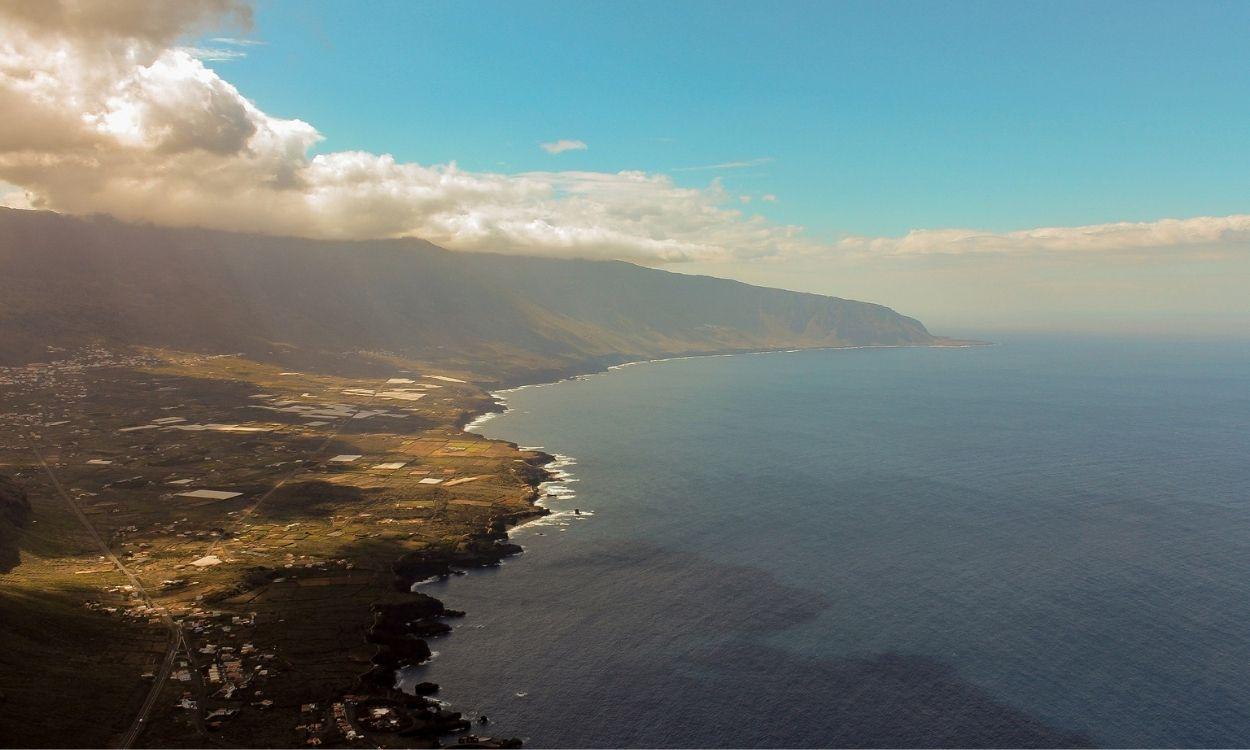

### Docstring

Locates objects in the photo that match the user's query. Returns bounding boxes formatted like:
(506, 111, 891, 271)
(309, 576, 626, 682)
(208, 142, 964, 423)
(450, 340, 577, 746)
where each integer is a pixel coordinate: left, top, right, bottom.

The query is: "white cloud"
(0, 1, 1245, 268)
(210, 36, 265, 46)
(673, 157, 774, 172)
(761, 194, 778, 202)
(0, 4, 814, 263)
(179, 45, 248, 61)
(0, 181, 34, 209)
(539, 139, 588, 155)
(834, 215, 1250, 258)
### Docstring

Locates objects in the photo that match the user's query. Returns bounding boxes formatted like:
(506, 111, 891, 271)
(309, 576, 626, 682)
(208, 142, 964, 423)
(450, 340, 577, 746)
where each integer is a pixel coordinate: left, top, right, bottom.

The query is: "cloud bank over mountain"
(832, 215, 1250, 259)
(1, 0, 1246, 265)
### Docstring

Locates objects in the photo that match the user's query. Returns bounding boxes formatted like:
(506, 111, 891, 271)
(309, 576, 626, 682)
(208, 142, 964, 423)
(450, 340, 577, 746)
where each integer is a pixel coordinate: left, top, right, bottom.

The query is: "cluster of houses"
(2, 353, 490, 745)
(0, 347, 156, 438)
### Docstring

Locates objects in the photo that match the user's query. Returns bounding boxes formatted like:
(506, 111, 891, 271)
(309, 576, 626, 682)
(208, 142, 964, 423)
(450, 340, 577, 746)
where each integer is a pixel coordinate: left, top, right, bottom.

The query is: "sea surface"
(403, 335, 1250, 747)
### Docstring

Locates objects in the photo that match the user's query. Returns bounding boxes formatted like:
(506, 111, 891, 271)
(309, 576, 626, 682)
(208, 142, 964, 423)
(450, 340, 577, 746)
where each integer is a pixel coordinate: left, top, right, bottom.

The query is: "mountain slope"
(0, 208, 953, 378)
(0, 474, 30, 574)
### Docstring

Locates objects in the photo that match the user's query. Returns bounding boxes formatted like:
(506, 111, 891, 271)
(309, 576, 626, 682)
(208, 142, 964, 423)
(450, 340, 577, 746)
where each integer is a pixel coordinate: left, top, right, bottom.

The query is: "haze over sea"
(405, 335, 1250, 748)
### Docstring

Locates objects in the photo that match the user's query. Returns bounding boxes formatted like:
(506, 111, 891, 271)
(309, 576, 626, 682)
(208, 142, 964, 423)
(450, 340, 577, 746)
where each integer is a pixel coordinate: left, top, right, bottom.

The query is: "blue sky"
(210, 0, 1250, 240)
(3, 0, 1248, 333)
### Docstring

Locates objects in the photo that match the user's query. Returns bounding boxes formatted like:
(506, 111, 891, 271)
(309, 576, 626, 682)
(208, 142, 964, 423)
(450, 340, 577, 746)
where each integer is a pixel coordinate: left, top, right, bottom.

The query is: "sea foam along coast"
(465, 390, 584, 534)
(464, 342, 989, 529)
(396, 341, 987, 742)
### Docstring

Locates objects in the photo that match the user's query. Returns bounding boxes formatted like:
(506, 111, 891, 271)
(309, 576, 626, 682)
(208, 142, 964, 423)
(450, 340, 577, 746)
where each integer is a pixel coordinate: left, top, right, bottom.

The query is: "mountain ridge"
(0, 207, 960, 379)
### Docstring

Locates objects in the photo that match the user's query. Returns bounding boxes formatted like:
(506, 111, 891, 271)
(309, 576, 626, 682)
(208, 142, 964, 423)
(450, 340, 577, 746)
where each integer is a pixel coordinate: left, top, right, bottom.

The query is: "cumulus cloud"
(1, 0, 251, 46)
(0, 2, 821, 262)
(0, 1, 1245, 267)
(539, 139, 588, 155)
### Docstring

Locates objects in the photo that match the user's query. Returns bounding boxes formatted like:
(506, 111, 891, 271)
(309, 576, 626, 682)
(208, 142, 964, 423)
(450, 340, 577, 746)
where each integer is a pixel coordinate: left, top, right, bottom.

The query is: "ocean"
(402, 335, 1250, 747)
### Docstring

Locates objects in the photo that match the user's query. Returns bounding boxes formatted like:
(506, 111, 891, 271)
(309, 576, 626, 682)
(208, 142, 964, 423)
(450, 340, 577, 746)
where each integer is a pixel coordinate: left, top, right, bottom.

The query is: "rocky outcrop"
(351, 508, 542, 747)
(390, 521, 535, 591)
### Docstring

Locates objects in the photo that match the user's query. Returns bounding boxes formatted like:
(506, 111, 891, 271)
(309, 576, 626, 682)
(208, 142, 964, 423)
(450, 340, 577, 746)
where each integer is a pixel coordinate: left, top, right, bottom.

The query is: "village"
(0, 346, 544, 748)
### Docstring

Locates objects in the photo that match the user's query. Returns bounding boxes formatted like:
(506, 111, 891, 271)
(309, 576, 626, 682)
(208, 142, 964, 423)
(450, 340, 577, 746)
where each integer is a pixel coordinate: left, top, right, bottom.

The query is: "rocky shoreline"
(351, 449, 556, 748)
(356, 346, 978, 747)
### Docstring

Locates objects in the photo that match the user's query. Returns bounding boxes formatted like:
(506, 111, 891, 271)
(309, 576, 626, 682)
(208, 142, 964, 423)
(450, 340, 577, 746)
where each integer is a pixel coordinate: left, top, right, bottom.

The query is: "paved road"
(28, 439, 183, 750)
(27, 376, 398, 747)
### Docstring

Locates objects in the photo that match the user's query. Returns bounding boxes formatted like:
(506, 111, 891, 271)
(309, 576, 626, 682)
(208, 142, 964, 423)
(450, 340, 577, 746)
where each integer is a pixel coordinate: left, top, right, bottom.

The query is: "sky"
(1, 0, 1248, 334)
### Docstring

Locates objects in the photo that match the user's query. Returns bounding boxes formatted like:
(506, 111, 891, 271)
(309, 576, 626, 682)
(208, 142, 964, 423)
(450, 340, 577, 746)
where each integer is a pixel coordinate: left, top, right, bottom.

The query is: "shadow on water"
(405, 539, 1093, 748)
(668, 646, 1097, 748)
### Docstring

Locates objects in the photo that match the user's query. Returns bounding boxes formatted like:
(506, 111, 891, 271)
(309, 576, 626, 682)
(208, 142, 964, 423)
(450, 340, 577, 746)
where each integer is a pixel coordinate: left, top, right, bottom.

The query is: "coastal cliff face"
(0, 208, 948, 377)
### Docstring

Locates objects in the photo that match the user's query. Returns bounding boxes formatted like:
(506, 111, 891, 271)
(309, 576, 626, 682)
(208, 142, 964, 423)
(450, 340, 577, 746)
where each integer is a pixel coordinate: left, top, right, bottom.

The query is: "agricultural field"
(0, 348, 548, 748)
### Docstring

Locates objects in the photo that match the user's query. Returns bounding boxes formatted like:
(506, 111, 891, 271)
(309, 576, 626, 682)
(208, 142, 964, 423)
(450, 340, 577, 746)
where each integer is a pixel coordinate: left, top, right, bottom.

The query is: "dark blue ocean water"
(405, 335, 1250, 747)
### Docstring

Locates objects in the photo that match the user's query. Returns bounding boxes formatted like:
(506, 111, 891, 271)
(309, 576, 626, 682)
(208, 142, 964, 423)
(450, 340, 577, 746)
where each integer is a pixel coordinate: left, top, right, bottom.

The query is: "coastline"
(0, 340, 988, 748)
(400, 337, 1125, 750)
(467, 339, 991, 441)
(402, 340, 990, 745)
